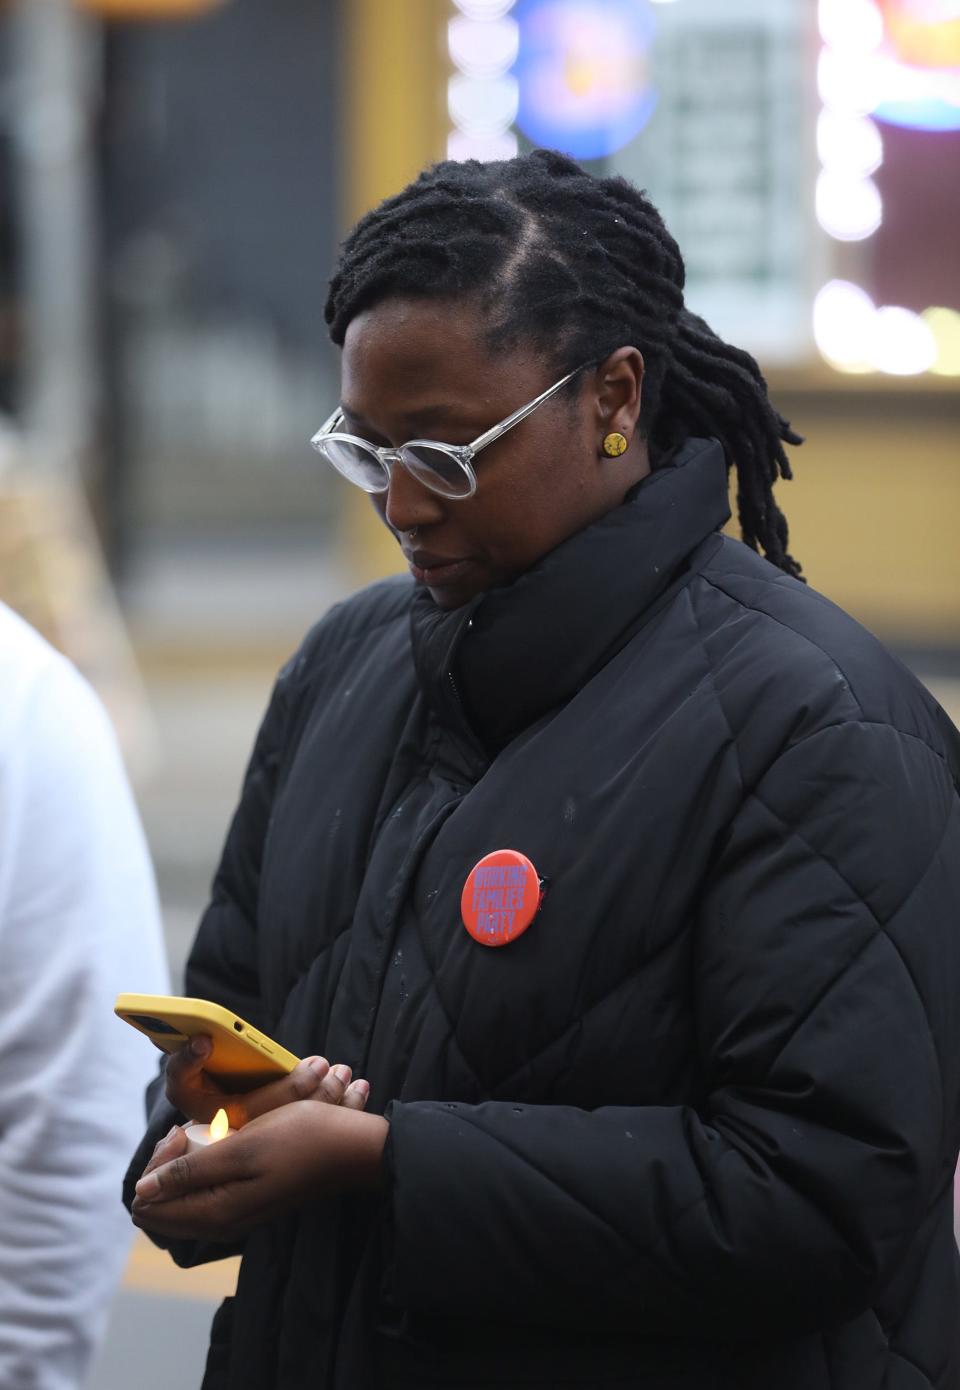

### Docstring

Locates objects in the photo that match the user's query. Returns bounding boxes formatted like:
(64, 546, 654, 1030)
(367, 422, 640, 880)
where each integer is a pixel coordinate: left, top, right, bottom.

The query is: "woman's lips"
(406, 553, 476, 587)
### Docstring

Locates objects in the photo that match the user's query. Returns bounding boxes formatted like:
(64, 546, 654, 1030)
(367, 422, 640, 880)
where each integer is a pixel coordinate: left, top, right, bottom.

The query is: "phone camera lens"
(129, 1014, 182, 1035)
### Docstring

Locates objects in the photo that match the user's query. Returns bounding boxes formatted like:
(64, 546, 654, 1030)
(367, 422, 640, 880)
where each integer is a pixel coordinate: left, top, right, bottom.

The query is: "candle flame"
(209, 1108, 229, 1142)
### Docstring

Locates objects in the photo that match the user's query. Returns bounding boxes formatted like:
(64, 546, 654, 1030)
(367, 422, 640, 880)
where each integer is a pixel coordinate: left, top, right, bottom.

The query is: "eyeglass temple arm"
(311, 407, 344, 443)
(467, 367, 582, 455)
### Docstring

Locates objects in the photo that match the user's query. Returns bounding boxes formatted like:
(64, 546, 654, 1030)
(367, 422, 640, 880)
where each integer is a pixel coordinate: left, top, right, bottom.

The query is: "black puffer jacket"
(127, 439, 960, 1389)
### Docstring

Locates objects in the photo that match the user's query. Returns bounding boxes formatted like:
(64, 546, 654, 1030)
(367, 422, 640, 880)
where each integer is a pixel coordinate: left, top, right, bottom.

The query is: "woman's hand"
(164, 1036, 369, 1128)
(131, 1102, 389, 1243)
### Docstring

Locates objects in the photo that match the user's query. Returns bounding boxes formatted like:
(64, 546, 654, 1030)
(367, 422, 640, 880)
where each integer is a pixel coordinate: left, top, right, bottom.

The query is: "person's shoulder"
(0, 600, 59, 688)
(0, 603, 130, 823)
(0, 602, 108, 750)
(689, 538, 956, 769)
(280, 574, 415, 691)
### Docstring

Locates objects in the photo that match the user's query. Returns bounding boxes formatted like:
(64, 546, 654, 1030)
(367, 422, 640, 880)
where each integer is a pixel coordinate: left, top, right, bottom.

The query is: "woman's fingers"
(279, 1058, 366, 1107)
(165, 1034, 213, 1085)
(131, 1102, 387, 1242)
(134, 1120, 248, 1207)
(163, 1039, 370, 1125)
(238, 1057, 330, 1124)
(164, 1036, 229, 1122)
(140, 1123, 188, 1180)
(341, 1079, 370, 1111)
(236, 1058, 367, 1123)
(313, 1061, 352, 1105)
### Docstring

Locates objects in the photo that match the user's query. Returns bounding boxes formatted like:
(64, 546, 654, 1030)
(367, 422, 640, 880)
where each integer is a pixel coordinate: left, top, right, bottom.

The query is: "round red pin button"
(461, 849, 542, 947)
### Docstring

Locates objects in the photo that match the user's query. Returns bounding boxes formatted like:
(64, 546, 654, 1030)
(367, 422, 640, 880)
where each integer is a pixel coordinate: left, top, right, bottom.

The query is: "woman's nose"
(383, 458, 445, 536)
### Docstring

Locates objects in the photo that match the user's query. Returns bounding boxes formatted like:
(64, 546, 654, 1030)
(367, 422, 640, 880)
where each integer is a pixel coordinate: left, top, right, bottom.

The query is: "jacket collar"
(410, 438, 730, 755)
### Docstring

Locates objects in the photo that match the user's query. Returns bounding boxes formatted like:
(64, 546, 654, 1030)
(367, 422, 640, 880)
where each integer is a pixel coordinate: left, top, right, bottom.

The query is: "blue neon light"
(873, 97, 960, 131)
(513, 0, 658, 160)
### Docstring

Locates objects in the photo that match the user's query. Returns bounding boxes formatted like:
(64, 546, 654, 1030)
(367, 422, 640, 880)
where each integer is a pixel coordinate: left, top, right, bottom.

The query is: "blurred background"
(0, 0, 957, 1383)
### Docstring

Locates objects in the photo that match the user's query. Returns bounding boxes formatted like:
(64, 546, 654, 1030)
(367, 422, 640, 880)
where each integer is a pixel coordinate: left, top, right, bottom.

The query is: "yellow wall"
(769, 380, 960, 644)
(343, 0, 449, 226)
(340, 0, 449, 577)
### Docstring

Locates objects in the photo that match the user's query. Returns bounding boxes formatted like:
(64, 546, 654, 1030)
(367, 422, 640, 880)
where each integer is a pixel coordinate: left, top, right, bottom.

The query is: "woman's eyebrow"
(341, 402, 464, 432)
(338, 404, 387, 441)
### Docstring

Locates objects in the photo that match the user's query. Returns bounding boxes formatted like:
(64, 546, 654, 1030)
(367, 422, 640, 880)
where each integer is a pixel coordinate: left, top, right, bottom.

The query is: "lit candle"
(183, 1107, 235, 1154)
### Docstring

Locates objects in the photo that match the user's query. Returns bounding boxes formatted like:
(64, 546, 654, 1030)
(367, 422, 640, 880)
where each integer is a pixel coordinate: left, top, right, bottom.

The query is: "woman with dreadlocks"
(128, 152, 960, 1390)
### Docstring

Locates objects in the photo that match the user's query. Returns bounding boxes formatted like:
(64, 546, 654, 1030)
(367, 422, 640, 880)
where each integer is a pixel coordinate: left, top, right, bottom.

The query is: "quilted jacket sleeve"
(385, 719, 960, 1336)
(122, 662, 294, 1261)
(184, 660, 296, 1021)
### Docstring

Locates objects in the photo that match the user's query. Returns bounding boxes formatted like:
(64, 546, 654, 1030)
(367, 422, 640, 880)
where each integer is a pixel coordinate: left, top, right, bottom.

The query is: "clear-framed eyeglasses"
(309, 364, 585, 501)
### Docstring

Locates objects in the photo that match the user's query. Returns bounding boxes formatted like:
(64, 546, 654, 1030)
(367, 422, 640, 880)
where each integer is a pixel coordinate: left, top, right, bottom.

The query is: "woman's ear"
(594, 347, 644, 452)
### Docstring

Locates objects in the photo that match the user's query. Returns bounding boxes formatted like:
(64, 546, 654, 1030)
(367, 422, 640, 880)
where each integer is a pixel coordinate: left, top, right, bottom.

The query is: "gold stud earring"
(602, 432, 628, 457)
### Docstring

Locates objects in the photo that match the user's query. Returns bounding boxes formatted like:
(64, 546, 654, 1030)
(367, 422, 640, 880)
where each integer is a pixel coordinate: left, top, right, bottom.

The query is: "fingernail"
(354, 1080, 370, 1099)
(189, 1036, 211, 1059)
(332, 1064, 352, 1085)
(155, 1124, 178, 1150)
(136, 1173, 160, 1200)
(307, 1057, 329, 1078)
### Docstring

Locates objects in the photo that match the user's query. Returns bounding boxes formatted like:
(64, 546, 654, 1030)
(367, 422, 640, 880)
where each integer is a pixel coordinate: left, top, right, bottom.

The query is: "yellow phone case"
(114, 993, 300, 1090)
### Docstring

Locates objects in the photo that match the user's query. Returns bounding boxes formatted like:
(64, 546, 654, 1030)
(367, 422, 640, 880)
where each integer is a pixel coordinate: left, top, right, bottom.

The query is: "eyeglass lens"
(401, 445, 473, 497)
(319, 438, 388, 493)
(316, 438, 473, 499)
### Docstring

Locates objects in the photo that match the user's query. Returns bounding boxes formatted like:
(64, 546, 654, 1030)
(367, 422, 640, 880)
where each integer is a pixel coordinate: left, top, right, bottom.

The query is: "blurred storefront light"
(814, 0, 960, 374)
(881, 2, 960, 71)
(453, 0, 517, 18)
(813, 280, 877, 373)
(449, 14, 519, 77)
(817, 47, 884, 113)
(813, 281, 941, 376)
(817, 2, 960, 135)
(447, 1, 677, 167)
(448, 1, 519, 161)
(816, 109, 884, 175)
(871, 50, 960, 131)
(870, 305, 938, 374)
(818, 0, 885, 54)
(924, 306, 960, 376)
(511, 0, 658, 160)
(448, 73, 519, 137)
(815, 169, 883, 240)
(872, 0, 960, 132)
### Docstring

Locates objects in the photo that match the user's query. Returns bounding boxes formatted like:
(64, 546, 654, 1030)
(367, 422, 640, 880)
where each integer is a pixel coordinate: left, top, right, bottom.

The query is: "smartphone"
(114, 993, 300, 1091)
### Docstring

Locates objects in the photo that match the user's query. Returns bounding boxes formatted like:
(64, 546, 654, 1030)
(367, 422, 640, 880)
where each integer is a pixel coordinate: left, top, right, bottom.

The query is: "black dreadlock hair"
(325, 148, 803, 579)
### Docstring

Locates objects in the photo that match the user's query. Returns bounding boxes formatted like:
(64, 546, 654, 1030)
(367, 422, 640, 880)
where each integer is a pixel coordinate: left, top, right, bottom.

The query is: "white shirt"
(0, 602, 169, 1389)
